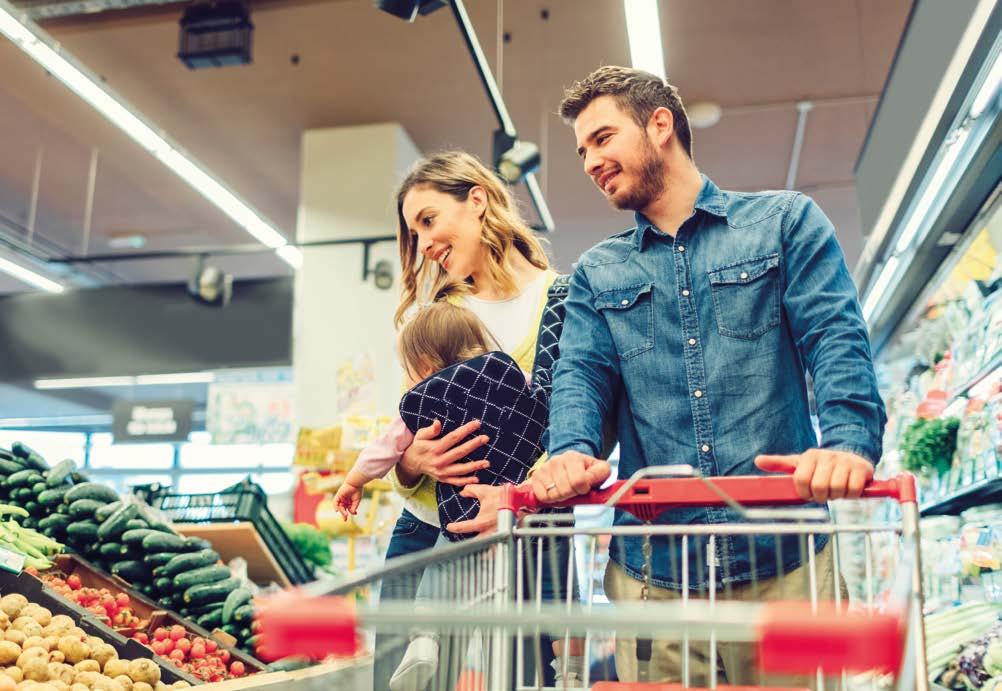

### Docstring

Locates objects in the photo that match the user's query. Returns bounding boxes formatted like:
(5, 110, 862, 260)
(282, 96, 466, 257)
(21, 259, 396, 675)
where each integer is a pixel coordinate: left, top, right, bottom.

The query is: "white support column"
(292, 123, 422, 429)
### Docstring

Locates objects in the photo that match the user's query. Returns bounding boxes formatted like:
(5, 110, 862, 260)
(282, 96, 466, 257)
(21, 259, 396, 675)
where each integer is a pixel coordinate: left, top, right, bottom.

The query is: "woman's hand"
(396, 419, 490, 487)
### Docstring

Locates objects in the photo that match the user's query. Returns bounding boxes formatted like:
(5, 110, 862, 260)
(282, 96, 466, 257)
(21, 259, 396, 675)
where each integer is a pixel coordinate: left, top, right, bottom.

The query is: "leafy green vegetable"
(900, 416, 959, 475)
(282, 522, 332, 568)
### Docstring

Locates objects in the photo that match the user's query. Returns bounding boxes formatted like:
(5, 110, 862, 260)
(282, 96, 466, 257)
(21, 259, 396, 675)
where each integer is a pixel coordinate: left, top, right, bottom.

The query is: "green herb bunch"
(900, 417, 960, 475)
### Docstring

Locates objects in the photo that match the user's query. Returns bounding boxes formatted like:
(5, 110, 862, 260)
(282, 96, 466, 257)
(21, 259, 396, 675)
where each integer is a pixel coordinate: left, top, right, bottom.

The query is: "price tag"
(0, 547, 26, 574)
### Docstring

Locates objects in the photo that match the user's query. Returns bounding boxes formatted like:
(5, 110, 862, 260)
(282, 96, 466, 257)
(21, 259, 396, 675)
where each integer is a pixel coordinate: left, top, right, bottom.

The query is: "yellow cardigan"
(388, 270, 557, 520)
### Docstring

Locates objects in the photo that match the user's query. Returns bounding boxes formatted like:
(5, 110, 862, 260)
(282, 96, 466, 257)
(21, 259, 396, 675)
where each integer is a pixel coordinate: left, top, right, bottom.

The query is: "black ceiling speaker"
(178, 0, 254, 69)
(375, 0, 446, 22)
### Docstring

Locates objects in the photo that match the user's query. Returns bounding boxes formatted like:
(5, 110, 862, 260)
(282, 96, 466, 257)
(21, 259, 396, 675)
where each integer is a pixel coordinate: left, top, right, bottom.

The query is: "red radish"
(229, 661, 245, 677)
(151, 641, 166, 656)
(134, 632, 149, 645)
(161, 639, 175, 654)
(153, 628, 169, 641)
(205, 640, 218, 653)
(66, 574, 82, 590)
(115, 593, 130, 607)
(218, 650, 230, 663)
(190, 644, 206, 660)
(176, 639, 192, 654)
(169, 625, 185, 641)
(169, 649, 185, 662)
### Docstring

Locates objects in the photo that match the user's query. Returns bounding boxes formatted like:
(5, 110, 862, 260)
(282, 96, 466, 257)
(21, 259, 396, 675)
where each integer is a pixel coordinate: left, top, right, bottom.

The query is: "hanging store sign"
(112, 400, 194, 443)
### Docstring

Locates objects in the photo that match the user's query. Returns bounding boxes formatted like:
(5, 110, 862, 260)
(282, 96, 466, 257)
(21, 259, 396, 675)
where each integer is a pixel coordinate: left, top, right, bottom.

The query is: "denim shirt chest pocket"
(594, 283, 654, 360)
(707, 253, 781, 340)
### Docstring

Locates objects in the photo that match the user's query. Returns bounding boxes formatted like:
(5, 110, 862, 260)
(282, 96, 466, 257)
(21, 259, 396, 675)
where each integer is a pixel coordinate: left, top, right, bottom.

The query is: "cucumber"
(173, 564, 231, 590)
(222, 587, 252, 624)
(142, 532, 186, 552)
(161, 549, 220, 578)
(122, 528, 159, 546)
(125, 519, 149, 531)
(196, 610, 223, 629)
(64, 483, 119, 505)
(96, 503, 138, 540)
(46, 459, 75, 487)
(98, 542, 122, 557)
(66, 520, 99, 541)
(266, 657, 312, 672)
(232, 603, 254, 624)
(221, 624, 240, 638)
(183, 537, 213, 551)
(70, 472, 88, 484)
(68, 498, 105, 519)
(144, 552, 176, 568)
(21, 518, 37, 530)
(94, 501, 123, 522)
(10, 442, 36, 459)
(38, 487, 70, 506)
(153, 577, 173, 593)
(7, 469, 43, 488)
(11, 488, 33, 503)
(24, 454, 49, 472)
(24, 502, 41, 516)
(0, 460, 24, 475)
(31, 481, 47, 495)
(38, 513, 71, 531)
(111, 560, 150, 583)
(119, 544, 143, 559)
(183, 578, 239, 605)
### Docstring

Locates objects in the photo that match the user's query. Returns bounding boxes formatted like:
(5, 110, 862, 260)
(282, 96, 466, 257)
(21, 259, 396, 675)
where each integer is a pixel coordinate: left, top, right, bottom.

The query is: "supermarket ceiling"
(0, 0, 913, 294)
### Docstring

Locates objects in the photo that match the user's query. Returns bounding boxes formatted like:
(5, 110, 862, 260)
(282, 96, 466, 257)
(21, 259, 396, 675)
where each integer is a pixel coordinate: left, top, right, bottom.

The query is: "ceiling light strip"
(624, 0, 666, 79)
(34, 371, 216, 389)
(0, 254, 63, 293)
(0, 0, 298, 268)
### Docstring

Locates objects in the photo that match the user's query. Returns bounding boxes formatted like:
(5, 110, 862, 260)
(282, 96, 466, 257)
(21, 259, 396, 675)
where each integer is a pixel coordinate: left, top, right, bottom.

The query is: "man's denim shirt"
(548, 175, 886, 589)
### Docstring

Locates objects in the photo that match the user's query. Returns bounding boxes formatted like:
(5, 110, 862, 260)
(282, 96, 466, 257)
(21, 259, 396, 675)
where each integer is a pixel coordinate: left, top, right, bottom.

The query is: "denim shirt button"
(701, 444, 710, 453)
(677, 245, 685, 252)
(694, 390, 703, 398)
(621, 299, 629, 306)
(739, 271, 748, 279)
(688, 338, 696, 346)
(682, 289, 690, 297)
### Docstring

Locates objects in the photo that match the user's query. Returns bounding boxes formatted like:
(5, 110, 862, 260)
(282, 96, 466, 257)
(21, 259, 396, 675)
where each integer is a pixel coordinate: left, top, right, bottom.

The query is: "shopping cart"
(256, 466, 928, 691)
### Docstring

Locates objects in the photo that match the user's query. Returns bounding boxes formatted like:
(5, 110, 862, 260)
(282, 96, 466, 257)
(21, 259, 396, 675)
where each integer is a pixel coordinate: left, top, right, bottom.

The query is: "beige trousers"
(603, 543, 848, 688)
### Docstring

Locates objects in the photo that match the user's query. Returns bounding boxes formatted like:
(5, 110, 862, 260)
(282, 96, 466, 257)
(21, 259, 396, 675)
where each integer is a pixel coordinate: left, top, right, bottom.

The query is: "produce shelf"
(920, 477, 1002, 516)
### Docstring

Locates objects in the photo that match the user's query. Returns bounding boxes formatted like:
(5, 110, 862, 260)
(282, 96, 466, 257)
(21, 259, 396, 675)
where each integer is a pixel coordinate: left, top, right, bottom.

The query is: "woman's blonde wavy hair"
(394, 151, 550, 326)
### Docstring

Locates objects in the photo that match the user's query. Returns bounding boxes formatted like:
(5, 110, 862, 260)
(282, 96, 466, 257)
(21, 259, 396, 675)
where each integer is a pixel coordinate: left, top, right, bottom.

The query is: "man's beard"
(610, 139, 667, 211)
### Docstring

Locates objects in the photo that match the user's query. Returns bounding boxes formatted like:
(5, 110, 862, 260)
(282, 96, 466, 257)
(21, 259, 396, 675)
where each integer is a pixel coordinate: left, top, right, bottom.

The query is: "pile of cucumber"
(1, 443, 259, 655)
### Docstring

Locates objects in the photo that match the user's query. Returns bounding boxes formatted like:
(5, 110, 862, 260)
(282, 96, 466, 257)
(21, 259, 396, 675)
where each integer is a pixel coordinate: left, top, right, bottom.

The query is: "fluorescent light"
(0, 0, 299, 270)
(0, 255, 64, 293)
(35, 371, 214, 389)
(624, 0, 666, 79)
(35, 376, 135, 389)
(969, 51, 1002, 120)
(862, 255, 901, 322)
(275, 245, 303, 269)
(134, 372, 215, 385)
(894, 127, 971, 253)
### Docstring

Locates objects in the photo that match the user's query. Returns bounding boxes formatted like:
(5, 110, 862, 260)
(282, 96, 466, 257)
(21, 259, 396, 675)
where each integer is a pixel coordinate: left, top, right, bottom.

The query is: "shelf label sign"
(112, 400, 193, 443)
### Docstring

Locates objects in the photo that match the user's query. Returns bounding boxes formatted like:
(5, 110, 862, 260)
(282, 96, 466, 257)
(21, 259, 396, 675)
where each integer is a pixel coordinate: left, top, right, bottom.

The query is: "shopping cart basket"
(256, 466, 927, 691)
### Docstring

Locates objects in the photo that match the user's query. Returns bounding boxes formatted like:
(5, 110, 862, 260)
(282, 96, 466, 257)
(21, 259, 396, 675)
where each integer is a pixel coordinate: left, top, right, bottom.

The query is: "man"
(529, 66, 887, 684)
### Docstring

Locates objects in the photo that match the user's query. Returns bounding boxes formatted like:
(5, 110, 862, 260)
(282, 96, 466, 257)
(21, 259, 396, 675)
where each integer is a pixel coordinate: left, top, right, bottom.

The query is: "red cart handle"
(501, 473, 916, 522)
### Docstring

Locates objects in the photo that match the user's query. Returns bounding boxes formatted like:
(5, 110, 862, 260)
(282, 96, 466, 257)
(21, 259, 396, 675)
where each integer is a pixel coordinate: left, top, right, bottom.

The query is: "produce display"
(0, 442, 271, 679)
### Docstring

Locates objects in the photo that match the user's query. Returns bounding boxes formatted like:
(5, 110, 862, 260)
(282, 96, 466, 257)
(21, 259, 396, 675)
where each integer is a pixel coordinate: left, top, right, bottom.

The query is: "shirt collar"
(633, 174, 729, 251)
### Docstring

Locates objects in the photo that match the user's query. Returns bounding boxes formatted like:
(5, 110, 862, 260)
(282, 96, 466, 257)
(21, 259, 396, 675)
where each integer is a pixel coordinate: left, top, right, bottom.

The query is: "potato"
(15, 649, 47, 669)
(69, 663, 96, 677)
(49, 683, 68, 691)
(168, 684, 188, 690)
(21, 640, 46, 654)
(0, 676, 13, 691)
(0, 596, 26, 620)
(111, 677, 131, 691)
(123, 661, 157, 687)
(44, 654, 62, 667)
(55, 639, 86, 667)
(91, 678, 122, 691)
(0, 643, 19, 666)
(97, 662, 126, 682)
(4, 669, 21, 684)
(1, 634, 22, 648)
(42, 620, 72, 640)
(88, 648, 114, 673)
(20, 608, 50, 628)
(39, 641, 56, 658)
(21, 658, 48, 683)
(69, 685, 88, 691)
(131, 685, 151, 691)
(32, 685, 59, 691)
(71, 671, 99, 688)
(10, 622, 40, 640)
(45, 665, 72, 687)
(0, 612, 10, 632)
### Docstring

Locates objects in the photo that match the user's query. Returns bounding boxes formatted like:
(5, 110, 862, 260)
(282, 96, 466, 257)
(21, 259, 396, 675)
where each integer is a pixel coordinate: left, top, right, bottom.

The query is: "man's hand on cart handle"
(754, 449, 874, 502)
(529, 451, 612, 504)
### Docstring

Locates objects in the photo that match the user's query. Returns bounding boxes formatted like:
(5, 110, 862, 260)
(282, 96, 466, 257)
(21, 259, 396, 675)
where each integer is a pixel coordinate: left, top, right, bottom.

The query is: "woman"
(377, 151, 582, 689)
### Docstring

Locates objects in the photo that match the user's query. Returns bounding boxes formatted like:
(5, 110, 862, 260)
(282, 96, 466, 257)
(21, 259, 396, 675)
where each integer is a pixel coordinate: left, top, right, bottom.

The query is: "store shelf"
(920, 477, 1002, 516)
(947, 350, 1002, 403)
